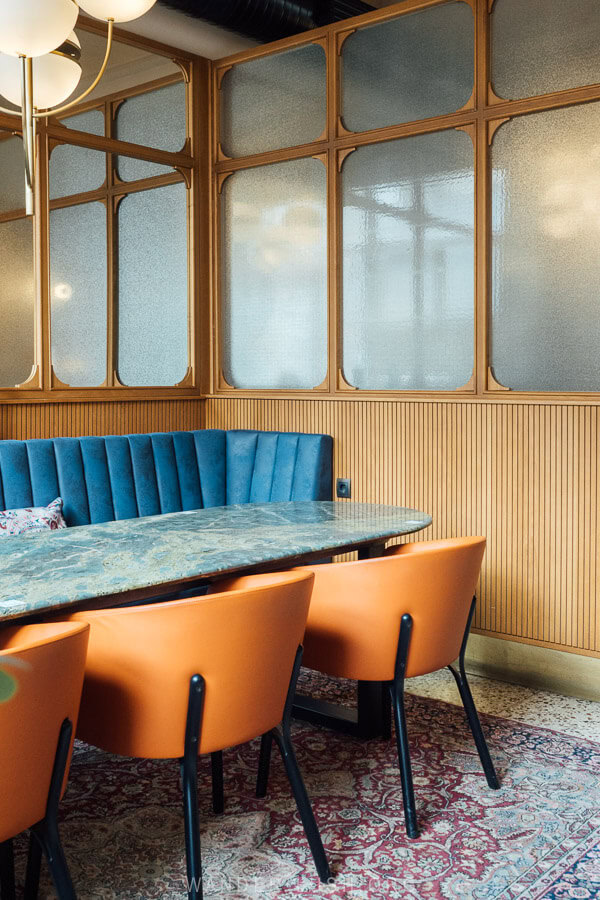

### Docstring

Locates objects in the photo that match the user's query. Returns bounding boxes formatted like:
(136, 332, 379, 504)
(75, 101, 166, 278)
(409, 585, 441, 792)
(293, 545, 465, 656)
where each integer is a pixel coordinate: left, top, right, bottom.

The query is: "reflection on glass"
(221, 44, 326, 157)
(491, 104, 600, 391)
(0, 218, 35, 386)
(222, 158, 327, 389)
(342, 2, 474, 133)
(0, 135, 26, 214)
(116, 81, 185, 181)
(492, 0, 600, 100)
(117, 183, 188, 386)
(342, 130, 474, 390)
(50, 203, 107, 386)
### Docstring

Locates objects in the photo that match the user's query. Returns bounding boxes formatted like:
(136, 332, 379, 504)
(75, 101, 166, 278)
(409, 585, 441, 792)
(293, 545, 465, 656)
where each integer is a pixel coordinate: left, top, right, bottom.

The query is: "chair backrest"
(0, 430, 333, 527)
(0, 621, 90, 843)
(302, 537, 486, 681)
(71, 570, 314, 758)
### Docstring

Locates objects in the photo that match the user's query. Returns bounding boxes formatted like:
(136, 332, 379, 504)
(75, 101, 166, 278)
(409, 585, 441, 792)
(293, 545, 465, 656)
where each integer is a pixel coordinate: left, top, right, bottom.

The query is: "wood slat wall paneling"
(205, 397, 600, 658)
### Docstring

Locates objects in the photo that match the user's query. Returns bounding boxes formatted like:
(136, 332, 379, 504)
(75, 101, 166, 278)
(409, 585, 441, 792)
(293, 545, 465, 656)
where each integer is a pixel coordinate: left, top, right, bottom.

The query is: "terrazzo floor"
(408, 668, 600, 740)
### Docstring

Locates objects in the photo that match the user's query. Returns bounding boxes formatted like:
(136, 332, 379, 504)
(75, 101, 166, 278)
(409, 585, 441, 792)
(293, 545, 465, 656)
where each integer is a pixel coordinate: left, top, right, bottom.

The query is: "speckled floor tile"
(407, 669, 600, 741)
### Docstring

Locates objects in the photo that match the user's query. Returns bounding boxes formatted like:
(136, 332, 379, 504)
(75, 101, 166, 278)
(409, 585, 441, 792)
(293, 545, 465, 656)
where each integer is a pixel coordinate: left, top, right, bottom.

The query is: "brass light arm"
(21, 56, 35, 215)
(33, 19, 114, 119)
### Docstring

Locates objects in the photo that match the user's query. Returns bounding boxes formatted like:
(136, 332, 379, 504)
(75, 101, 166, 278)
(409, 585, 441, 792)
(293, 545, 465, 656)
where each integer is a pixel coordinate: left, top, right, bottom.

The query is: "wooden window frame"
(209, 0, 600, 404)
(0, 16, 210, 404)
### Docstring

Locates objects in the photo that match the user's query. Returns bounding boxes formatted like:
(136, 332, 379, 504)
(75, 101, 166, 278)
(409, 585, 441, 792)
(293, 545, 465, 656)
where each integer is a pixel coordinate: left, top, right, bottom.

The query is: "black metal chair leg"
(256, 732, 273, 799)
(182, 675, 205, 900)
(271, 728, 331, 883)
(448, 597, 500, 790)
(0, 839, 16, 900)
(390, 683, 419, 839)
(30, 822, 76, 900)
(24, 833, 42, 900)
(211, 752, 224, 815)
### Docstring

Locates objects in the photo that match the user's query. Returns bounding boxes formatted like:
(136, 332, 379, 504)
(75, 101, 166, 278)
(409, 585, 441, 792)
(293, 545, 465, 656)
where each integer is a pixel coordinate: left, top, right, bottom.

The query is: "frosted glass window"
(492, 0, 600, 100)
(222, 159, 327, 389)
(0, 135, 25, 213)
(50, 203, 107, 387)
(116, 82, 185, 181)
(117, 183, 188, 386)
(58, 109, 105, 136)
(342, 2, 474, 133)
(491, 105, 600, 391)
(0, 218, 35, 386)
(342, 131, 474, 391)
(221, 44, 326, 158)
(50, 144, 106, 199)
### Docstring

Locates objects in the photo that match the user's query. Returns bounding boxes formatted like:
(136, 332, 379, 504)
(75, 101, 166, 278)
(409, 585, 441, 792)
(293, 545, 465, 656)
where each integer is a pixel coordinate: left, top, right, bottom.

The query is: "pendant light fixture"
(0, 0, 157, 215)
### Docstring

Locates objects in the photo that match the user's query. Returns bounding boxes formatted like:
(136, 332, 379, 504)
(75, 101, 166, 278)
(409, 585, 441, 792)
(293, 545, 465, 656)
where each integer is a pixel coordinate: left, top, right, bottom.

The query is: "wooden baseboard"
(464, 634, 600, 702)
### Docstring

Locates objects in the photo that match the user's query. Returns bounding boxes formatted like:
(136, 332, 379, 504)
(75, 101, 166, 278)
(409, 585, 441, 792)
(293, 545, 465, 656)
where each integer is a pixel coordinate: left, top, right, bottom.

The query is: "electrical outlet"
(336, 477, 351, 499)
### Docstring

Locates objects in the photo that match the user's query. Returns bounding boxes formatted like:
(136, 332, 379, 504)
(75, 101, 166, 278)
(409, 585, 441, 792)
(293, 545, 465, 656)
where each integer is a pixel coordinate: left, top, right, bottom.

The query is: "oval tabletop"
(0, 501, 432, 622)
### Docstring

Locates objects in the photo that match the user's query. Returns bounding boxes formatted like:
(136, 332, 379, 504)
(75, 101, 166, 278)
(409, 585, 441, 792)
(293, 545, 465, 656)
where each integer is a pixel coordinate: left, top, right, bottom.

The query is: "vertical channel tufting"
(249, 432, 278, 502)
(151, 433, 183, 514)
(128, 435, 161, 518)
(25, 440, 60, 507)
(79, 437, 116, 524)
(194, 430, 227, 508)
(270, 434, 300, 501)
(0, 443, 34, 509)
(172, 431, 203, 510)
(104, 436, 139, 521)
(0, 464, 4, 509)
(53, 439, 92, 526)
(226, 431, 259, 505)
(291, 435, 333, 500)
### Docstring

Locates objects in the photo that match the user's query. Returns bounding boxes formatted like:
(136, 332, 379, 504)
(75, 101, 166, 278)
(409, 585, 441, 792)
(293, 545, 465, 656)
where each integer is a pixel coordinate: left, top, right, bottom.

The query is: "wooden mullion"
(105, 99, 115, 388)
(44, 124, 193, 169)
(482, 82, 600, 120)
(474, 0, 489, 394)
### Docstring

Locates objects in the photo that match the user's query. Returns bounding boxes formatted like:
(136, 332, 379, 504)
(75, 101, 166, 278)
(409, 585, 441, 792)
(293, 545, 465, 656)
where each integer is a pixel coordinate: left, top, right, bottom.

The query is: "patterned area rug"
(13, 671, 600, 899)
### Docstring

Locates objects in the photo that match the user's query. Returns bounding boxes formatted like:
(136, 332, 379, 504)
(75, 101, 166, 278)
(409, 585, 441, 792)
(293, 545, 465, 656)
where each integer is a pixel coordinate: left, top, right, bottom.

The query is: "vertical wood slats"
(0, 400, 203, 442)
(205, 397, 600, 656)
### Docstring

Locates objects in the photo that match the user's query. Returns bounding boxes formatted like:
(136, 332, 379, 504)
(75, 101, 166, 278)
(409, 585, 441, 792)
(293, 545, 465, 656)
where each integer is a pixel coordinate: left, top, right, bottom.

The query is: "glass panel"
(50, 144, 106, 199)
(116, 81, 185, 181)
(220, 44, 326, 157)
(342, 131, 474, 390)
(57, 108, 104, 136)
(0, 134, 26, 214)
(117, 183, 188, 386)
(342, 2, 474, 133)
(222, 158, 327, 389)
(75, 28, 181, 102)
(50, 202, 107, 387)
(0, 218, 35, 386)
(492, 0, 600, 100)
(491, 104, 600, 391)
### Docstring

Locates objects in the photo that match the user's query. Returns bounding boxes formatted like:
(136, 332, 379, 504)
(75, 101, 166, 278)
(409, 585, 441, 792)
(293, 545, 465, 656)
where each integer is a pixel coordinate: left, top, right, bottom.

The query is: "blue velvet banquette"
(0, 429, 333, 526)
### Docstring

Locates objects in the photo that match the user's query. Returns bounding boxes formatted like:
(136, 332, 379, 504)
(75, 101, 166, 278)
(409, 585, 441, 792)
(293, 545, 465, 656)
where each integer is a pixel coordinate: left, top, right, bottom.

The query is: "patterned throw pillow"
(0, 498, 67, 537)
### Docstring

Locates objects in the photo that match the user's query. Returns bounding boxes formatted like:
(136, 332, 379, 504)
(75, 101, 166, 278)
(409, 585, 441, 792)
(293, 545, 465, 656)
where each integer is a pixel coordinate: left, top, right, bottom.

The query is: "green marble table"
(0, 501, 431, 623)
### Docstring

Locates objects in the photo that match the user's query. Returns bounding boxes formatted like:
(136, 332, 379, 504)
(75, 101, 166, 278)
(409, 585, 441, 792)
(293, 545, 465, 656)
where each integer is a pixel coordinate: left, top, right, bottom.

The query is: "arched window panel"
(50, 202, 107, 387)
(117, 182, 189, 387)
(490, 104, 600, 392)
(342, 130, 474, 391)
(492, 0, 600, 101)
(221, 158, 328, 389)
(341, 1, 474, 134)
(50, 143, 106, 200)
(220, 44, 326, 158)
(115, 81, 186, 181)
(0, 134, 27, 214)
(0, 218, 35, 387)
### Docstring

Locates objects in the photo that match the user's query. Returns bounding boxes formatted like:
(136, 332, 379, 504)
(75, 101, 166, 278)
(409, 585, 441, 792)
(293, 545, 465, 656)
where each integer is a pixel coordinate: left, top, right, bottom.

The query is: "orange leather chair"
(69, 571, 331, 899)
(0, 621, 89, 900)
(278, 537, 499, 839)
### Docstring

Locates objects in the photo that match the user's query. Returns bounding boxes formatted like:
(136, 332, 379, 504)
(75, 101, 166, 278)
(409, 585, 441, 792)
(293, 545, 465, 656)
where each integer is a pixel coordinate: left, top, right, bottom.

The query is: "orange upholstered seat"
(0, 621, 89, 900)
(295, 537, 500, 838)
(69, 570, 331, 898)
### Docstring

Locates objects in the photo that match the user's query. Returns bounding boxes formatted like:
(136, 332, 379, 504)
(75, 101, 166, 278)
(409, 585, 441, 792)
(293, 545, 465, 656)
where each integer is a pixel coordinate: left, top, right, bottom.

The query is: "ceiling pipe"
(156, 0, 374, 43)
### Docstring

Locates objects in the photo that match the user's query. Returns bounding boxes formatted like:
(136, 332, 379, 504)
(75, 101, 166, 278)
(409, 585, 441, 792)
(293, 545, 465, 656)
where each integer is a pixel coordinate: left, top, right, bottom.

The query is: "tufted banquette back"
(0, 430, 333, 527)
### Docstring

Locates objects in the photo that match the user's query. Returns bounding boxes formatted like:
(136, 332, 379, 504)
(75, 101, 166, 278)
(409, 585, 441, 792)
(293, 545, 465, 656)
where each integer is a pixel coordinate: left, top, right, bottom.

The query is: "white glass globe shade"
(0, 34, 82, 109)
(0, 0, 79, 58)
(79, 0, 156, 23)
